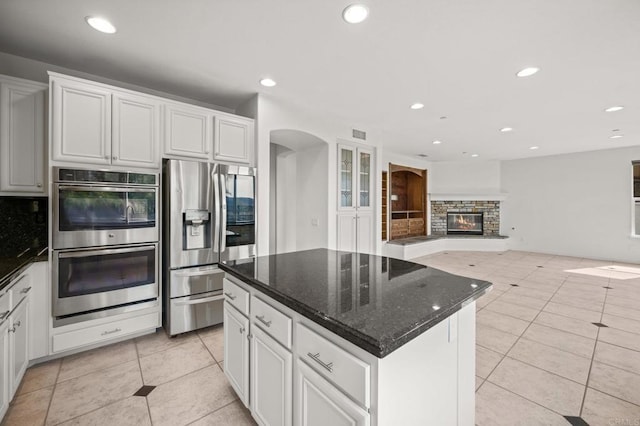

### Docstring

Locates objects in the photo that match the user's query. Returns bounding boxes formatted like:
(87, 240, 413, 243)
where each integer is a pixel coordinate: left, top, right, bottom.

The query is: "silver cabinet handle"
(112, 156, 118, 160)
(224, 292, 236, 300)
(37, 183, 42, 187)
(14, 320, 21, 327)
(21, 287, 32, 294)
(307, 352, 334, 373)
(9, 327, 16, 333)
(255, 315, 271, 327)
(100, 328, 121, 336)
(0, 311, 9, 320)
(239, 326, 245, 334)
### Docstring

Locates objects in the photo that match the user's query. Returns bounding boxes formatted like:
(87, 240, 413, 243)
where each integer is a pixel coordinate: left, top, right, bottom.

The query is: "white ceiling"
(0, 0, 638, 161)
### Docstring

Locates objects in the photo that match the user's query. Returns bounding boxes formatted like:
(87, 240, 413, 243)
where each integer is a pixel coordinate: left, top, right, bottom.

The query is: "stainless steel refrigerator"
(163, 159, 256, 335)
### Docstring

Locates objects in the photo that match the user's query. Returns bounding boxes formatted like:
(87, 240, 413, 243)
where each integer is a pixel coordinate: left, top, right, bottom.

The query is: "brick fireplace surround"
(431, 200, 500, 236)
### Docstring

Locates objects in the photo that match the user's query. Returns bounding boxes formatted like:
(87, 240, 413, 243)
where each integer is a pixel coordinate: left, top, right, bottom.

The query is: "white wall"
(255, 95, 380, 255)
(295, 143, 329, 251)
(429, 161, 501, 194)
(501, 146, 640, 263)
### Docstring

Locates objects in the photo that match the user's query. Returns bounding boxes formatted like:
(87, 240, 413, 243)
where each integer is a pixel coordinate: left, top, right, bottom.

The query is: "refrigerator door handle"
(220, 173, 227, 253)
(213, 169, 221, 254)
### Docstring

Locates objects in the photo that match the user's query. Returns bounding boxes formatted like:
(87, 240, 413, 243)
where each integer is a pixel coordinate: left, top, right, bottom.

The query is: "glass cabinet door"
(339, 146, 355, 209)
(358, 150, 371, 208)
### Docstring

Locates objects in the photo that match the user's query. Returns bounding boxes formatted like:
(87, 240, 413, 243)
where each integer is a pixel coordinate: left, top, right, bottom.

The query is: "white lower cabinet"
(8, 299, 29, 397)
(296, 360, 369, 426)
(251, 325, 292, 426)
(0, 319, 9, 420)
(223, 302, 250, 407)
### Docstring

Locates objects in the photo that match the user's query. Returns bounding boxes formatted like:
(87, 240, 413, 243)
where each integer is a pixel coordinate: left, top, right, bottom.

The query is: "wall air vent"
(352, 129, 366, 140)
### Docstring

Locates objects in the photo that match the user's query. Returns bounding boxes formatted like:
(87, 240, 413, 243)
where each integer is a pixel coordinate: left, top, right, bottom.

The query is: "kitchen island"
(219, 248, 492, 426)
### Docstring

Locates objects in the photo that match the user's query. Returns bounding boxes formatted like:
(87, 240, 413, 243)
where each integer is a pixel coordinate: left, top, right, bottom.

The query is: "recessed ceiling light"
(410, 103, 424, 110)
(516, 67, 540, 77)
(529, 146, 539, 150)
(85, 16, 117, 34)
(500, 127, 513, 132)
(432, 140, 442, 145)
(259, 78, 277, 87)
(610, 134, 624, 139)
(342, 4, 369, 24)
(471, 154, 479, 157)
(605, 105, 624, 112)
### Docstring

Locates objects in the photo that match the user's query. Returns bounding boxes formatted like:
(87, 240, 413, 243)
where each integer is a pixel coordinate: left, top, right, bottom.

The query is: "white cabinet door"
(356, 213, 374, 254)
(9, 299, 28, 397)
(214, 115, 253, 165)
(295, 360, 369, 426)
(355, 148, 373, 212)
(112, 92, 160, 169)
(164, 103, 212, 160)
(0, 320, 9, 421)
(28, 262, 49, 360)
(251, 325, 292, 426)
(337, 213, 357, 252)
(338, 145, 356, 211)
(223, 302, 250, 407)
(51, 77, 111, 165)
(0, 78, 46, 193)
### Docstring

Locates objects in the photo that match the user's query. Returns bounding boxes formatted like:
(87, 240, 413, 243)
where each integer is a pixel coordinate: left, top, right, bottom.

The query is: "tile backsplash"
(0, 196, 47, 256)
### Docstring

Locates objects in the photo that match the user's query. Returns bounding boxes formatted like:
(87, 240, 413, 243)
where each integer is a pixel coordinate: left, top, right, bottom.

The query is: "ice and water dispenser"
(183, 209, 211, 250)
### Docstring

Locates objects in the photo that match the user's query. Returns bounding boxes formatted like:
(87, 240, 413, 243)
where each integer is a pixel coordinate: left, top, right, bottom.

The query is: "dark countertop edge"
(0, 248, 48, 293)
(219, 262, 492, 358)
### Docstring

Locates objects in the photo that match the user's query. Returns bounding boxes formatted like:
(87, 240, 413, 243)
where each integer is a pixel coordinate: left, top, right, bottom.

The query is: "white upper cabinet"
(112, 92, 160, 168)
(164, 102, 213, 160)
(214, 114, 254, 165)
(51, 76, 112, 165)
(0, 76, 46, 193)
(51, 73, 160, 169)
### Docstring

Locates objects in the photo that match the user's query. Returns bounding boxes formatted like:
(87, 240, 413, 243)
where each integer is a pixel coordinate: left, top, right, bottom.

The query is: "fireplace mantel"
(429, 193, 508, 201)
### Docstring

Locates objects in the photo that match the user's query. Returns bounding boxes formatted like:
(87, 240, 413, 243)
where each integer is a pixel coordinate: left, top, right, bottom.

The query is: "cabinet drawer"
(9, 273, 32, 309)
(252, 296, 292, 349)
(53, 312, 158, 353)
(296, 324, 370, 408)
(0, 291, 9, 324)
(223, 278, 249, 316)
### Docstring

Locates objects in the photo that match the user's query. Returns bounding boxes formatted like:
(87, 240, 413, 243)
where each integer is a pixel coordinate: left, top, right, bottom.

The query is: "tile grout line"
(185, 399, 241, 425)
(43, 359, 63, 425)
(134, 338, 155, 426)
(485, 379, 578, 419)
(578, 273, 611, 417)
(197, 329, 222, 364)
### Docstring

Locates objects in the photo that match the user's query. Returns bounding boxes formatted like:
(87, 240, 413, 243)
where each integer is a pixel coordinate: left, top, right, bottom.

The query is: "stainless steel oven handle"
(173, 294, 225, 306)
(213, 170, 221, 254)
(174, 268, 224, 278)
(58, 245, 156, 258)
(57, 185, 156, 193)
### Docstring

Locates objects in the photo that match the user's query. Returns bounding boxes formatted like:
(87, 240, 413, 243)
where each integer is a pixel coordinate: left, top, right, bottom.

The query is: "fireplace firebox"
(447, 212, 483, 235)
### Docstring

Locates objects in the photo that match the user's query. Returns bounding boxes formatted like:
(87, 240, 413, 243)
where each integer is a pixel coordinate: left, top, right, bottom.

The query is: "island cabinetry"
(163, 102, 213, 161)
(214, 113, 254, 165)
(223, 277, 294, 426)
(0, 75, 47, 194)
(50, 73, 160, 168)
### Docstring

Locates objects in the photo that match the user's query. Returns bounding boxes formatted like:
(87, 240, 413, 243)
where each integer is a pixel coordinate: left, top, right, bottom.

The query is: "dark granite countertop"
(219, 248, 492, 358)
(0, 247, 48, 293)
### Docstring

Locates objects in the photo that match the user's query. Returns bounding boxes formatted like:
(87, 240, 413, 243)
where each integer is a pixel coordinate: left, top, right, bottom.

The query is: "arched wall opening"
(269, 129, 329, 254)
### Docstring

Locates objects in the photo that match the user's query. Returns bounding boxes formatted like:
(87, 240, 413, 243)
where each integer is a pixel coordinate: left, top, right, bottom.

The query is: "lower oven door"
(53, 243, 159, 318)
(168, 290, 224, 336)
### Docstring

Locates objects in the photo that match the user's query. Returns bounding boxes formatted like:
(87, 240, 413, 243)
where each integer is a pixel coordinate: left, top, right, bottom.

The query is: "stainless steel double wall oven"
(164, 159, 256, 335)
(52, 168, 160, 325)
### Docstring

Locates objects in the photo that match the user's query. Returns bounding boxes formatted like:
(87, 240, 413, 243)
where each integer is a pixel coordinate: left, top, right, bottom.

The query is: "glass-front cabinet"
(338, 144, 373, 212)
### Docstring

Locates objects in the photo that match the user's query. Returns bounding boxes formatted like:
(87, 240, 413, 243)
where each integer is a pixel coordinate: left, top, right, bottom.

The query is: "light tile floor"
(2, 250, 640, 426)
(414, 250, 640, 426)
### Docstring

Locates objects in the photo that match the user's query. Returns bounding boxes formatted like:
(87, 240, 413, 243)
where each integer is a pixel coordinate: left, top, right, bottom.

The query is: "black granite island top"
(219, 248, 492, 358)
(0, 247, 48, 293)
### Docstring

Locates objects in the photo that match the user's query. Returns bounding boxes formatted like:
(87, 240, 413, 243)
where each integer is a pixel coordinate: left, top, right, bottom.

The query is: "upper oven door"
(53, 184, 159, 249)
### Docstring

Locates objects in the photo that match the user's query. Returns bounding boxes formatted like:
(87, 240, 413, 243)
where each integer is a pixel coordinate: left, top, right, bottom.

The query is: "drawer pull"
(255, 315, 272, 327)
(308, 352, 334, 373)
(100, 327, 122, 336)
(21, 287, 32, 294)
(239, 326, 245, 334)
(0, 310, 9, 320)
(224, 292, 236, 300)
(9, 326, 16, 333)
